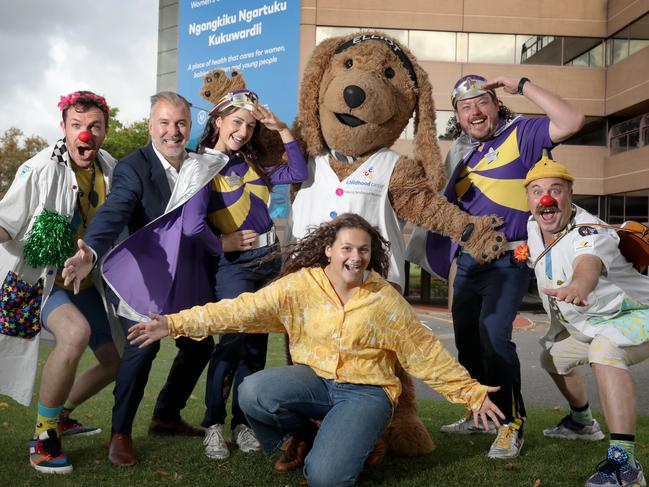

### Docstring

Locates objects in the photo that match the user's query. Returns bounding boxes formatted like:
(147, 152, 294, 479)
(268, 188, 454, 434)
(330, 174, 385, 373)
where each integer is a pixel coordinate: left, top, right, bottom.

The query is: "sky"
(0, 1, 159, 145)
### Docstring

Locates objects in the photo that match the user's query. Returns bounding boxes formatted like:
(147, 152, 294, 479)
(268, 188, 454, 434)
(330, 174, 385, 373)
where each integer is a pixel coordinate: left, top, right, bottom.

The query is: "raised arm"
(252, 105, 308, 184)
(483, 76, 585, 143)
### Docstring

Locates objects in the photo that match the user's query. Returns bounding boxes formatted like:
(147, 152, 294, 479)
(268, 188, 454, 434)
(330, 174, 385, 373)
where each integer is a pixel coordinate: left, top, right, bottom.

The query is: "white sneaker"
(233, 424, 261, 453)
(543, 415, 605, 441)
(440, 413, 497, 435)
(204, 424, 229, 460)
(488, 424, 524, 459)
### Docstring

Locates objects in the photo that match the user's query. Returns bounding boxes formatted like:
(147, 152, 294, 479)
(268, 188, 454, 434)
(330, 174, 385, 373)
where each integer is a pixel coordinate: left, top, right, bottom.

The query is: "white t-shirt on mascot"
(290, 148, 406, 289)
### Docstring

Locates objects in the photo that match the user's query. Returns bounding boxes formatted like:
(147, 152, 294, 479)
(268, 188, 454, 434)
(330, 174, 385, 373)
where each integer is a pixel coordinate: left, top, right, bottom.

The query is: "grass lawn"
(1, 333, 647, 486)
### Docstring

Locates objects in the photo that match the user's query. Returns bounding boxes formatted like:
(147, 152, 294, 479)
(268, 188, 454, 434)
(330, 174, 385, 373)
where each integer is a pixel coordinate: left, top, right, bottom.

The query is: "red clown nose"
(78, 131, 92, 143)
(539, 195, 555, 207)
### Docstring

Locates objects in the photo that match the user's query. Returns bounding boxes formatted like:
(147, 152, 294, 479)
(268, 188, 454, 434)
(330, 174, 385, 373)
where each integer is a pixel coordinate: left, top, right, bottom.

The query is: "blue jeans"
(452, 250, 530, 426)
(238, 365, 392, 487)
(202, 244, 281, 429)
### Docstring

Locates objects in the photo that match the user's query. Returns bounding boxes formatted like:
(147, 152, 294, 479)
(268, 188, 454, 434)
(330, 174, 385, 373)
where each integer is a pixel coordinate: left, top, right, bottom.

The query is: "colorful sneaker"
(233, 424, 261, 453)
(204, 424, 229, 460)
(586, 446, 646, 487)
(440, 413, 497, 435)
(543, 415, 605, 441)
(59, 415, 102, 437)
(488, 424, 524, 459)
(28, 428, 73, 474)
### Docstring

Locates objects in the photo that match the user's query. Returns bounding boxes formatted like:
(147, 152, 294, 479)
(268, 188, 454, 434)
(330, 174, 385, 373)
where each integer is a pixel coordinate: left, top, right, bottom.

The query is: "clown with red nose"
(524, 153, 576, 245)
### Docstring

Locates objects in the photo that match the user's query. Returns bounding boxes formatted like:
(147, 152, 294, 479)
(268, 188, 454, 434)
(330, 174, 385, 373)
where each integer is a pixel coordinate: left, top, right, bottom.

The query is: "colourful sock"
(35, 403, 63, 437)
(570, 402, 593, 426)
(610, 434, 636, 468)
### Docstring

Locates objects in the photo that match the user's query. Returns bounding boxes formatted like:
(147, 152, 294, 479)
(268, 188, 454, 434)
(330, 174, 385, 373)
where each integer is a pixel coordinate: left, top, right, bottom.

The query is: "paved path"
(412, 304, 649, 415)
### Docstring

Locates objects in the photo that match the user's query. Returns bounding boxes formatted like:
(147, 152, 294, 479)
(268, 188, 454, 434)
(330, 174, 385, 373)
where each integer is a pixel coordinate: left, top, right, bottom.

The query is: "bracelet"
(517, 77, 530, 95)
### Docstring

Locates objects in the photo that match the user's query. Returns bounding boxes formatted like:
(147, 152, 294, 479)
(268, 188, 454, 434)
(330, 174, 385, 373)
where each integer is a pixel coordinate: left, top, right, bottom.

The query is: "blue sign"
(177, 0, 301, 217)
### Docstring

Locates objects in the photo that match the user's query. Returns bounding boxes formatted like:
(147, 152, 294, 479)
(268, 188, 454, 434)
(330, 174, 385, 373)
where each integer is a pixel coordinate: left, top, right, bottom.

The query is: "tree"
(102, 107, 150, 160)
(0, 128, 48, 199)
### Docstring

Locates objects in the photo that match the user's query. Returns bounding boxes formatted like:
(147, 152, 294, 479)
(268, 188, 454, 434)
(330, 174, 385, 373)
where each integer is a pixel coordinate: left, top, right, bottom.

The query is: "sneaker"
(543, 415, 605, 441)
(233, 424, 261, 453)
(488, 424, 524, 459)
(440, 413, 497, 435)
(59, 415, 102, 437)
(28, 428, 73, 474)
(586, 446, 646, 487)
(204, 424, 229, 460)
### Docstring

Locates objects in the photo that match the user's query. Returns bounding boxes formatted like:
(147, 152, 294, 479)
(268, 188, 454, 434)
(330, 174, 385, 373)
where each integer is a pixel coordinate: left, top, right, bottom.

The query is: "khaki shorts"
(540, 332, 649, 375)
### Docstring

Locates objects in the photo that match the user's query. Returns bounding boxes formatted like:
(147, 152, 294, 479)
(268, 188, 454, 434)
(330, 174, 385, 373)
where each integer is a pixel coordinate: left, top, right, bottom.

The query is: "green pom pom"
(24, 210, 75, 268)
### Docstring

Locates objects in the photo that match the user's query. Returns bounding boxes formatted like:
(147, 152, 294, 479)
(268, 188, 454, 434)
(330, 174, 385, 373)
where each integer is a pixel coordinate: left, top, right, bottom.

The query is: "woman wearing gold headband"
(183, 88, 307, 460)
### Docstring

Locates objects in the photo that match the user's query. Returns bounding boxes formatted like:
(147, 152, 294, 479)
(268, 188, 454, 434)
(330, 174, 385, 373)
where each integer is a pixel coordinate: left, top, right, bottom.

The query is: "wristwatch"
(517, 77, 530, 95)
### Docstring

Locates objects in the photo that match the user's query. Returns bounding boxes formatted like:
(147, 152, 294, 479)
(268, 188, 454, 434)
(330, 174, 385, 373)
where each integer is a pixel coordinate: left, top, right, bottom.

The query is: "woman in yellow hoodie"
(128, 213, 503, 487)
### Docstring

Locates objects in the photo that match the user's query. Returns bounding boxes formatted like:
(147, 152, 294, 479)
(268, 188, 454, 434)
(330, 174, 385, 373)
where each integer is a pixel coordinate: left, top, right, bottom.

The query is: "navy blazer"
(84, 143, 172, 260)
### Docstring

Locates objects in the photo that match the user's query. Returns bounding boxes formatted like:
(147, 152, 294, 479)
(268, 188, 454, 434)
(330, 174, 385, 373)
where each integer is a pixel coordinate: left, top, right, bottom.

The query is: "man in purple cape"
(407, 74, 584, 459)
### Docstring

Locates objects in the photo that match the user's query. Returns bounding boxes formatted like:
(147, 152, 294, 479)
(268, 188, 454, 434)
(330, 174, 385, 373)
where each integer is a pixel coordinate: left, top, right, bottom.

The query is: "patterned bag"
(0, 270, 43, 339)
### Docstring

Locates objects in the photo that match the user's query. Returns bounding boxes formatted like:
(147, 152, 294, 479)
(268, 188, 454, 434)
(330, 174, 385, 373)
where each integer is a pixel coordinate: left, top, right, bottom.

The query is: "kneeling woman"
(128, 213, 504, 487)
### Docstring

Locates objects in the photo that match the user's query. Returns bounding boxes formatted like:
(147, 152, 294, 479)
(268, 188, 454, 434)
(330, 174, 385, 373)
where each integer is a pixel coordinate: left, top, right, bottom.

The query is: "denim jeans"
(202, 244, 281, 429)
(238, 365, 392, 487)
(452, 250, 531, 426)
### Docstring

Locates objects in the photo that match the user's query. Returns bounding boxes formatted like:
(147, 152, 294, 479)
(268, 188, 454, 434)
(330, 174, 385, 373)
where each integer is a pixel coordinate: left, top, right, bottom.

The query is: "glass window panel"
(400, 116, 415, 140)
(590, 42, 604, 67)
(612, 38, 629, 64)
(315, 27, 407, 46)
(468, 33, 516, 64)
(629, 39, 649, 55)
(574, 195, 600, 216)
(564, 117, 606, 146)
(624, 195, 648, 219)
(570, 52, 589, 67)
(609, 195, 625, 218)
(609, 136, 625, 155)
(514, 35, 528, 64)
(435, 111, 454, 139)
(315, 26, 358, 44)
(409, 31, 456, 62)
(456, 33, 468, 63)
(521, 35, 562, 65)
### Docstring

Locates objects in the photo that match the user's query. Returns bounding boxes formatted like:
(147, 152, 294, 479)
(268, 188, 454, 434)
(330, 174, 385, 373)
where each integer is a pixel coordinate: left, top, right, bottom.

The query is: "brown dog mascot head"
(296, 31, 445, 192)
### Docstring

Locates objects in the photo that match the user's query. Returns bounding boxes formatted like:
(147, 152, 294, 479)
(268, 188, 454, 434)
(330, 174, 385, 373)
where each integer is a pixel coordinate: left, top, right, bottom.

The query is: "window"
(409, 31, 456, 61)
(468, 33, 516, 64)
(609, 115, 647, 155)
(564, 117, 607, 146)
(315, 27, 407, 45)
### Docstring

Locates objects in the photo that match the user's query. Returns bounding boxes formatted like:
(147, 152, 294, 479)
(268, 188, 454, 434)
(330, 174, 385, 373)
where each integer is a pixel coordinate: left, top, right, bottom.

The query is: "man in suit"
(62, 92, 213, 466)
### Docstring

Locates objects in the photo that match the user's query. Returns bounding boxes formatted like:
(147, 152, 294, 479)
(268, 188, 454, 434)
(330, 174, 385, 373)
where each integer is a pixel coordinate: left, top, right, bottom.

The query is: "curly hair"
(196, 105, 273, 189)
(442, 99, 517, 140)
(61, 90, 110, 126)
(279, 213, 391, 279)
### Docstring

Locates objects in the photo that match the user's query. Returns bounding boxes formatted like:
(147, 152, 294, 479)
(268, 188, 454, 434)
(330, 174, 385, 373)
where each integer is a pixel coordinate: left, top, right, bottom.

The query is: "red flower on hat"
(514, 243, 529, 262)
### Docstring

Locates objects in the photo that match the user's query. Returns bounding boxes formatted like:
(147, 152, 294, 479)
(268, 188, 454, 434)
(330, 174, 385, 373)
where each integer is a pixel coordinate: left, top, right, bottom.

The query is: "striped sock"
(35, 403, 63, 437)
(570, 402, 593, 426)
(610, 434, 636, 468)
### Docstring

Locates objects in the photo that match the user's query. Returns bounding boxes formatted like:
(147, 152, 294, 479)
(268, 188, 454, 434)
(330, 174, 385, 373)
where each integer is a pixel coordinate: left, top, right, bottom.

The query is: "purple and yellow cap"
(451, 75, 495, 108)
